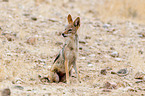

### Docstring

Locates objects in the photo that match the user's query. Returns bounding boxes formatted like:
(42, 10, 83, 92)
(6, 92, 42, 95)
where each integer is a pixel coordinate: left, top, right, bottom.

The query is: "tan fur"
(48, 14, 81, 84)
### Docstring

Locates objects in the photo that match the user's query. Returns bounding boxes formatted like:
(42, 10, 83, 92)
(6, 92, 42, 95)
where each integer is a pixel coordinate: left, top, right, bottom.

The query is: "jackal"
(48, 14, 81, 84)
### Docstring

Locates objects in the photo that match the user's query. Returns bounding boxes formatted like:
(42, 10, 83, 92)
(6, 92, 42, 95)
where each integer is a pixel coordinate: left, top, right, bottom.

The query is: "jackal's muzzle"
(62, 33, 67, 37)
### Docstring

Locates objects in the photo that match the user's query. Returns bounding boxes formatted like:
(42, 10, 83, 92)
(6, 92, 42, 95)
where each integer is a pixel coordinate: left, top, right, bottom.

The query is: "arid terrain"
(0, 0, 145, 96)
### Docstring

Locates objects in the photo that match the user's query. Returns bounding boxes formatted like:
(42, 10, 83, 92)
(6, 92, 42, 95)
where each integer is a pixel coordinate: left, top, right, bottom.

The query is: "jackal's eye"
(68, 29, 72, 31)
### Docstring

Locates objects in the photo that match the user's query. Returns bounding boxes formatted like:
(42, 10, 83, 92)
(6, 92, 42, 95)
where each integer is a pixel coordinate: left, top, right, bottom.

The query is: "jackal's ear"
(74, 17, 80, 28)
(68, 14, 73, 24)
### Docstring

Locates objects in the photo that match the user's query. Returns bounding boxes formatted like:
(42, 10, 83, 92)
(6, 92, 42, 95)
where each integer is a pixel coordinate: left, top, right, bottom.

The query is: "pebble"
(88, 64, 93, 67)
(14, 78, 24, 84)
(48, 18, 58, 22)
(115, 58, 123, 62)
(111, 71, 116, 74)
(117, 68, 128, 76)
(6, 36, 14, 41)
(79, 40, 86, 44)
(23, 13, 30, 16)
(79, 47, 83, 50)
(135, 80, 143, 83)
(31, 17, 37, 21)
(110, 47, 115, 50)
(103, 81, 117, 89)
(110, 51, 119, 57)
(134, 72, 145, 79)
(55, 41, 63, 45)
(103, 24, 110, 28)
(127, 88, 137, 92)
(100, 69, 107, 75)
(89, 54, 95, 57)
(85, 36, 91, 39)
(1, 88, 11, 96)
(79, 57, 86, 60)
(14, 85, 24, 90)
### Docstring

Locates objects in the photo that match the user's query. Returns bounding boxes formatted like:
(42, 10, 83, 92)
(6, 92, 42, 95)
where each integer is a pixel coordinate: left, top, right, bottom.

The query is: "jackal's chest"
(66, 49, 77, 62)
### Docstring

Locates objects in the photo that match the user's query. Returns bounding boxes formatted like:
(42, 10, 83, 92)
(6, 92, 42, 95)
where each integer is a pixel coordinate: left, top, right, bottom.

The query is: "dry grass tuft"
(96, 0, 145, 24)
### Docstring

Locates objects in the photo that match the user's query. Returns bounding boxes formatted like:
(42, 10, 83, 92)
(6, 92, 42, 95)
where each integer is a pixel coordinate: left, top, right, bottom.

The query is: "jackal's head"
(62, 14, 80, 38)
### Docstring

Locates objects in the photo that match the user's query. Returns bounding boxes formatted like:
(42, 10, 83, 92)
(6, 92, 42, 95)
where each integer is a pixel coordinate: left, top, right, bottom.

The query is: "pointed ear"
(74, 17, 80, 28)
(68, 14, 73, 24)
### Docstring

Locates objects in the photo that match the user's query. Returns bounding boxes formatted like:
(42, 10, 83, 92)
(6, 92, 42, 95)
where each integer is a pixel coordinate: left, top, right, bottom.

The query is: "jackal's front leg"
(73, 61, 81, 83)
(64, 58, 70, 84)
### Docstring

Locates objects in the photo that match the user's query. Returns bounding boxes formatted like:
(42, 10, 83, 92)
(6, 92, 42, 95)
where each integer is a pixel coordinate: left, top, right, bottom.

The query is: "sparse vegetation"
(0, 0, 145, 96)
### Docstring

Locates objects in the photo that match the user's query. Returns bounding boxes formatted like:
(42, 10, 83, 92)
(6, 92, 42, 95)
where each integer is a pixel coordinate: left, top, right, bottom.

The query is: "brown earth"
(0, 0, 145, 96)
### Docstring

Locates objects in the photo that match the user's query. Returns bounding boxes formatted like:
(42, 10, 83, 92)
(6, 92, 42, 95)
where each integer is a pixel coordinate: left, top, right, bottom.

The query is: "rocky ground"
(0, 0, 145, 96)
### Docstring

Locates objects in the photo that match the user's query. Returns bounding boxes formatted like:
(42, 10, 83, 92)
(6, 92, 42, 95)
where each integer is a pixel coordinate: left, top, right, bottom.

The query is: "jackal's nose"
(62, 33, 64, 36)
(62, 33, 67, 37)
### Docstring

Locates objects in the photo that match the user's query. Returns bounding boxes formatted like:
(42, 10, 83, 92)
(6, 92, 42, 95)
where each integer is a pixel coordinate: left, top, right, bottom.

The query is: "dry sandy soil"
(0, 0, 145, 96)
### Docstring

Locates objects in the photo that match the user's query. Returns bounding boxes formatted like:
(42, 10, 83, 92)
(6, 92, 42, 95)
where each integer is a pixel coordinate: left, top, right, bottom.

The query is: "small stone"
(103, 82, 111, 89)
(100, 69, 107, 75)
(48, 18, 58, 22)
(79, 47, 83, 50)
(134, 72, 145, 79)
(135, 80, 143, 83)
(110, 47, 115, 50)
(89, 54, 95, 57)
(117, 68, 127, 74)
(27, 89, 32, 91)
(106, 67, 112, 70)
(139, 32, 145, 38)
(39, 75, 50, 83)
(88, 64, 93, 67)
(127, 88, 137, 92)
(1, 88, 11, 96)
(13, 33, 17, 37)
(7, 36, 14, 41)
(103, 82, 117, 89)
(111, 71, 116, 74)
(117, 68, 128, 76)
(142, 33, 145, 37)
(110, 51, 119, 57)
(55, 41, 63, 45)
(115, 58, 123, 62)
(103, 24, 110, 28)
(14, 85, 24, 90)
(31, 17, 37, 21)
(85, 36, 91, 39)
(139, 50, 143, 54)
(79, 40, 86, 44)
(14, 78, 24, 84)
(23, 13, 30, 16)
(5, 34, 14, 41)
(79, 57, 86, 60)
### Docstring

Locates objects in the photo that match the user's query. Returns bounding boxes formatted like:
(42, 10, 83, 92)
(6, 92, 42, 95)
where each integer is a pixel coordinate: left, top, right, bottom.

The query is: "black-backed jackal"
(49, 14, 81, 84)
